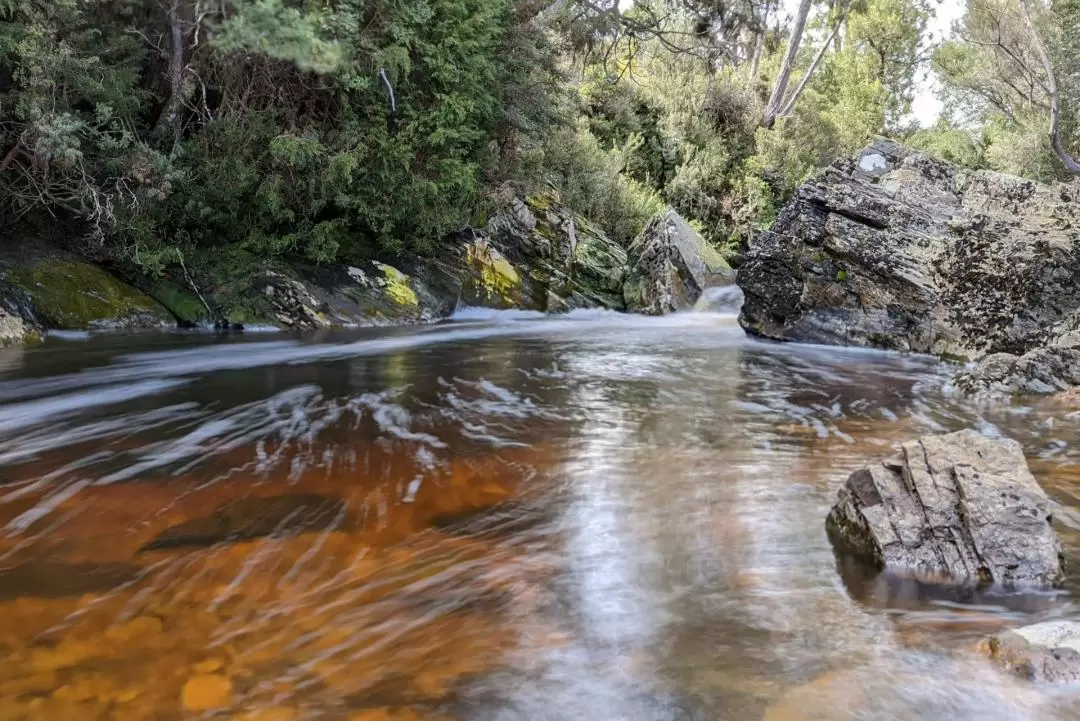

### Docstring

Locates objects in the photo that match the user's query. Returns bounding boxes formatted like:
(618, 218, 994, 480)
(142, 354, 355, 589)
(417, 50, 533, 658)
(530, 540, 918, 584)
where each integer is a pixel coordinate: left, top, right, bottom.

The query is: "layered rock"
(954, 347, 1080, 399)
(738, 139, 1080, 361)
(826, 430, 1065, 588)
(624, 209, 731, 314)
(983, 621, 1080, 682)
(472, 195, 630, 311)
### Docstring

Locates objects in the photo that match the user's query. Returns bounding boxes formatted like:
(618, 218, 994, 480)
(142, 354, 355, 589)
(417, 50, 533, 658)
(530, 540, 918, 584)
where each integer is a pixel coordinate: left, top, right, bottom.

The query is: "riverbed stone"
(826, 429, 1065, 587)
(737, 139, 1080, 361)
(983, 621, 1080, 682)
(140, 494, 352, 551)
(181, 673, 233, 711)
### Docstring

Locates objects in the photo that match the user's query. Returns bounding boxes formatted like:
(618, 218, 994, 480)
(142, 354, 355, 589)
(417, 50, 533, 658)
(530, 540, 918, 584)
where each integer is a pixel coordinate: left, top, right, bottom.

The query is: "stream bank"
(0, 196, 729, 347)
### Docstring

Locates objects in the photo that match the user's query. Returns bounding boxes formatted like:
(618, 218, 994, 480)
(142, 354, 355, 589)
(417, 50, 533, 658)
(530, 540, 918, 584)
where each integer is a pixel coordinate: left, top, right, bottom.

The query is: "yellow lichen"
(373, 262, 419, 308)
(466, 240, 520, 303)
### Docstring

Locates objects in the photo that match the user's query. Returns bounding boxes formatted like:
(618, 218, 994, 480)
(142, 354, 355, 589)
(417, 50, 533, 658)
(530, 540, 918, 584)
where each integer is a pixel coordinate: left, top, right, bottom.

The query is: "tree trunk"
(1021, 0, 1080, 175)
(749, 0, 772, 79)
(158, 0, 187, 142)
(775, 11, 844, 120)
(762, 0, 814, 128)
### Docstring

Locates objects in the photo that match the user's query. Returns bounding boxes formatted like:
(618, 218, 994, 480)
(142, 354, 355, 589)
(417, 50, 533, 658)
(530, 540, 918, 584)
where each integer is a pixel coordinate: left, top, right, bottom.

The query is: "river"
(2, 293, 1080, 720)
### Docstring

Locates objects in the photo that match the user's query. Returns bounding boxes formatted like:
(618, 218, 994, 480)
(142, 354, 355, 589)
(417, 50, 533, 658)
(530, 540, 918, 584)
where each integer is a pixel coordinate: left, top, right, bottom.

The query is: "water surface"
(2, 301, 1080, 720)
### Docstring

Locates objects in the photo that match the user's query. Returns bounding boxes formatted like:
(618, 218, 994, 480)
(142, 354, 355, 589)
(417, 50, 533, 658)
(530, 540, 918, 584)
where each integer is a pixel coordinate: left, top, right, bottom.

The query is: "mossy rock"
(461, 239, 545, 310)
(4, 259, 174, 330)
(571, 231, 628, 297)
(144, 279, 211, 326)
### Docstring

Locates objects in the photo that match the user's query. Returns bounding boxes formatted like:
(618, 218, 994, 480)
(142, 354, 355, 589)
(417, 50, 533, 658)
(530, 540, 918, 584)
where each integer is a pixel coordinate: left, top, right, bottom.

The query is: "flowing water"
(3, 294, 1080, 721)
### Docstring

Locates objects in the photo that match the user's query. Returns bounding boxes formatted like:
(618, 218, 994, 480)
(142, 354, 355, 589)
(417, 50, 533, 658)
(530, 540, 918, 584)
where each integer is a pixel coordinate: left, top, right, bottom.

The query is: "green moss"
(146, 280, 209, 324)
(467, 241, 521, 303)
(836, 269, 849, 281)
(525, 192, 557, 211)
(373, 262, 419, 308)
(6, 260, 172, 330)
(700, 241, 731, 273)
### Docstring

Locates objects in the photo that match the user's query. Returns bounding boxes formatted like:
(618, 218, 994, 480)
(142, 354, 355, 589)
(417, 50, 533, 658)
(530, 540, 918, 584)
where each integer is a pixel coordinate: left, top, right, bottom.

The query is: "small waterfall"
(693, 284, 744, 315)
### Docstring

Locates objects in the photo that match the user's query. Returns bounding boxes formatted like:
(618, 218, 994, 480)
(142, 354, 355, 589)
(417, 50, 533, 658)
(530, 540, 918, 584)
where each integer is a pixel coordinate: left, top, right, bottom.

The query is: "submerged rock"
(140, 494, 351, 551)
(625, 209, 730, 315)
(826, 430, 1064, 588)
(983, 621, 1080, 682)
(738, 139, 1080, 361)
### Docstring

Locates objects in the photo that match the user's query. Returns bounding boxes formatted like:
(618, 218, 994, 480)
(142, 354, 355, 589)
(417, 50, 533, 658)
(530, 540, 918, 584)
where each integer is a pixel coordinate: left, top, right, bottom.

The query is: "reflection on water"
(2, 309, 1080, 719)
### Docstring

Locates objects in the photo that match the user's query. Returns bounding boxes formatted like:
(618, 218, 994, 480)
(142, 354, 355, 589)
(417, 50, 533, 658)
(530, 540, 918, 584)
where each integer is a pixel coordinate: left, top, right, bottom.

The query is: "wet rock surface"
(983, 621, 1080, 682)
(955, 347, 1080, 400)
(826, 429, 1065, 587)
(624, 210, 730, 315)
(737, 139, 1080, 362)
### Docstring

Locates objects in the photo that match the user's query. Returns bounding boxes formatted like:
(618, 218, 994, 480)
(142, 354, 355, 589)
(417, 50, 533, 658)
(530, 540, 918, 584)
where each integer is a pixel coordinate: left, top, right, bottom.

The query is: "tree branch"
(1020, 0, 1080, 175)
(776, 9, 845, 120)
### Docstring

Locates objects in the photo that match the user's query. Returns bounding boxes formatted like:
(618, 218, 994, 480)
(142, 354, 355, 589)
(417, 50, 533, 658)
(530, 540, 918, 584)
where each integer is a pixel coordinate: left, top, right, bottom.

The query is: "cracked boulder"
(625, 209, 730, 315)
(826, 429, 1065, 588)
(738, 139, 1080, 361)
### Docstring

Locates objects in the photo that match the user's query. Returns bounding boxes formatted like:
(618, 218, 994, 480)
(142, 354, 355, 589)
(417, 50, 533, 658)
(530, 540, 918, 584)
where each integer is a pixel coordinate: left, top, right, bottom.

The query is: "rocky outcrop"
(1, 256, 173, 331)
(2, 198, 729, 339)
(826, 430, 1065, 588)
(625, 209, 730, 314)
(473, 195, 630, 311)
(983, 621, 1080, 682)
(0, 306, 36, 347)
(738, 139, 1080, 361)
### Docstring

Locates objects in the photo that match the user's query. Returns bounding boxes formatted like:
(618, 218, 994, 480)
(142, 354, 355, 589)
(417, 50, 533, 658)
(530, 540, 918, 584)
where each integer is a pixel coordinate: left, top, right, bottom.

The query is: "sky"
(909, 1, 966, 127)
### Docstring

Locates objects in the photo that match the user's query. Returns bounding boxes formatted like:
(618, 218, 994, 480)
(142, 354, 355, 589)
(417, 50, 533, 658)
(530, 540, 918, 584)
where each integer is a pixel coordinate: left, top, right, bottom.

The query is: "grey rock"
(984, 621, 1080, 682)
(826, 429, 1065, 588)
(738, 139, 1080, 361)
(0, 305, 36, 346)
(625, 209, 730, 315)
(259, 270, 333, 329)
(955, 346, 1080, 399)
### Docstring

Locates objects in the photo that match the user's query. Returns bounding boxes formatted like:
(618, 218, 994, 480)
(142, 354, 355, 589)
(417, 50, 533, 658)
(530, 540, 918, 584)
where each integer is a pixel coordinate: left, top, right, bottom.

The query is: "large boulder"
(738, 139, 1080, 361)
(625, 209, 730, 315)
(473, 195, 629, 311)
(826, 430, 1065, 588)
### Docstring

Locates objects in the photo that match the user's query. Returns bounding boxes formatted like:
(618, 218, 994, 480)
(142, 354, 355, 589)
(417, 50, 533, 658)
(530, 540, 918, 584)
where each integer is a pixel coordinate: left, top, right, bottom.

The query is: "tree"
(934, 0, 1080, 176)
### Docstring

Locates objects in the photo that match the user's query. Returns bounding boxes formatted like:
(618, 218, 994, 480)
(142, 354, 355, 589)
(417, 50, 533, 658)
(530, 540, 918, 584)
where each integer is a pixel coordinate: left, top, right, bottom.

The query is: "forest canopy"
(0, 0, 1077, 274)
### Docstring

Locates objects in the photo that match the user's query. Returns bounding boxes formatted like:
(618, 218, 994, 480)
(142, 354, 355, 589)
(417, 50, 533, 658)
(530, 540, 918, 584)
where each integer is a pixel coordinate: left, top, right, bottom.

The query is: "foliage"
(933, 0, 1080, 180)
(9, 0, 1068, 285)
